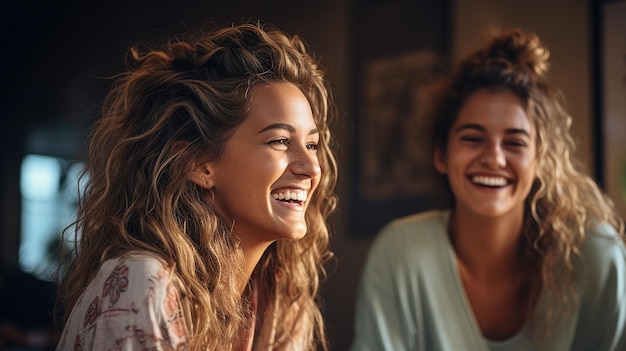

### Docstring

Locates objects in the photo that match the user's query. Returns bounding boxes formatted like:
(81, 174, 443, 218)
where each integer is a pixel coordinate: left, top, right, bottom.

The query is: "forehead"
(455, 90, 533, 133)
(229, 82, 317, 137)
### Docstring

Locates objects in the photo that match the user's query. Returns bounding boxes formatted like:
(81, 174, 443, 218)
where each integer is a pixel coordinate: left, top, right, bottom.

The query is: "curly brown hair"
(59, 22, 338, 350)
(430, 28, 624, 330)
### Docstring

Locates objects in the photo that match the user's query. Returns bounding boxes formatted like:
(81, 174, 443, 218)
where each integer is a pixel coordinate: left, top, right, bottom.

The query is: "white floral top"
(56, 253, 191, 351)
(57, 252, 310, 351)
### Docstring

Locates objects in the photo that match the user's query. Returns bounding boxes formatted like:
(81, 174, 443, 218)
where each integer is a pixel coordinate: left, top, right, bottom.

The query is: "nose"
(480, 141, 506, 168)
(290, 147, 321, 178)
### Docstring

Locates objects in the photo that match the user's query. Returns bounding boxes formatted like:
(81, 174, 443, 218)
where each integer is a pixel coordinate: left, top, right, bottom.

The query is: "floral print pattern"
(83, 296, 101, 327)
(57, 253, 306, 351)
(56, 254, 190, 351)
(103, 263, 129, 305)
(74, 336, 82, 351)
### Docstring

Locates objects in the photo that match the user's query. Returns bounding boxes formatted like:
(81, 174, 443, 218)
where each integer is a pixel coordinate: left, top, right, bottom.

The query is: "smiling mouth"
(271, 190, 307, 204)
(470, 175, 508, 187)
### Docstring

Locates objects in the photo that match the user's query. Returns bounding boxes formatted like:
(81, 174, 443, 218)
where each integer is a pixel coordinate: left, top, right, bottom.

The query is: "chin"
(275, 219, 307, 238)
(287, 230, 308, 240)
(281, 226, 308, 241)
(474, 207, 518, 218)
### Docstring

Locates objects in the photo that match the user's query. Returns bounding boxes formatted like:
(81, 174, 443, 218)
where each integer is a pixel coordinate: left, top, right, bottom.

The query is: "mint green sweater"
(351, 210, 626, 351)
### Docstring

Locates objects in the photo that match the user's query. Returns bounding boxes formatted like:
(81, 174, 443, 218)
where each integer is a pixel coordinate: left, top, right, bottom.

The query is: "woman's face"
(209, 82, 321, 245)
(434, 90, 537, 219)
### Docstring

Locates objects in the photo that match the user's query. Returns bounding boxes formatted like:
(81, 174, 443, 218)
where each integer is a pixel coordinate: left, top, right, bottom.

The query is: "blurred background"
(1, 0, 624, 350)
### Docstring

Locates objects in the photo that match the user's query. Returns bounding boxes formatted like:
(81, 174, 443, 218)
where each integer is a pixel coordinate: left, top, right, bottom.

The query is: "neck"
(236, 236, 274, 295)
(449, 209, 525, 280)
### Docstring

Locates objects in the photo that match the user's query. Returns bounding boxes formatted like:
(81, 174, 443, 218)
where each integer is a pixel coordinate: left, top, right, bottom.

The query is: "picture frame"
(350, 0, 451, 237)
(594, 0, 626, 219)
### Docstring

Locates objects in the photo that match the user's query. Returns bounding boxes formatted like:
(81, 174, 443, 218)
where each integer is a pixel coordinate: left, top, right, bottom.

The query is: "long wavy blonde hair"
(59, 22, 338, 350)
(430, 29, 624, 328)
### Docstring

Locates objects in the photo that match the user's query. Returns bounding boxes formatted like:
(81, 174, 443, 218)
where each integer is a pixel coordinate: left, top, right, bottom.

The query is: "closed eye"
(504, 140, 528, 148)
(460, 135, 483, 143)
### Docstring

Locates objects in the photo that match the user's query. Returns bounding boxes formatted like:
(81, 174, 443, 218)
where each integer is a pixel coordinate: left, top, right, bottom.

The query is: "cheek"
(446, 150, 471, 175)
(520, 151, 536, 166)
(443, 157, 464, 192)
(310, 172, 322, 194)
(519, 153, 538, 177)
(257, 159, 289, 184)
(518, 159, 538, 196)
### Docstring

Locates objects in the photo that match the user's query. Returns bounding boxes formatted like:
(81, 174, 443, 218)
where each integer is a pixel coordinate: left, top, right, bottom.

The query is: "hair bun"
(484, 28, 550, 77)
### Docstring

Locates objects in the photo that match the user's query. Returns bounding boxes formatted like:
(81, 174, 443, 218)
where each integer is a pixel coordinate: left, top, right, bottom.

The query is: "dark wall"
(2, 0, 350, 150)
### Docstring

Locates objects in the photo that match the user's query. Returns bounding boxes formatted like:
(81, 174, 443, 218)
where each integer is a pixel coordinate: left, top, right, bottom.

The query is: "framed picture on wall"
(595, 0, 626, 219)
(350, 0, 451, 237)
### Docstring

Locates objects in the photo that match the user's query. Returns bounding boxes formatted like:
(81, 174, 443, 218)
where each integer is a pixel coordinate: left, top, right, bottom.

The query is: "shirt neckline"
(438, 209, 527, 346)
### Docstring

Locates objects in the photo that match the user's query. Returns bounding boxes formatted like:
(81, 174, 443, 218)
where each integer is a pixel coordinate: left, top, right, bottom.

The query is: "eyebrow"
(453, 123, 530, 137)
(258, 123, 319, 135)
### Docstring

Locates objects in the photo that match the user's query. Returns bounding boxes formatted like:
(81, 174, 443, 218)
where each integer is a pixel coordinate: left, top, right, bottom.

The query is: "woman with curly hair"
(351, 29, 626, 351)
(56, 21, 338, 351)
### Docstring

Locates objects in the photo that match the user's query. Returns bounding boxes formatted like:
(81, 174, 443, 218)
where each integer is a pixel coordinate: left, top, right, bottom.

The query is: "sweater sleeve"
(573, 223, 626, 351)
(350, 222, 419, 351)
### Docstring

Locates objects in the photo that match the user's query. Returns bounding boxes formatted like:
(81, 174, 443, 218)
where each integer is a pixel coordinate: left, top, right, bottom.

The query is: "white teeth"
(272, 190, 307, 202)
(472, 176, 507, 187)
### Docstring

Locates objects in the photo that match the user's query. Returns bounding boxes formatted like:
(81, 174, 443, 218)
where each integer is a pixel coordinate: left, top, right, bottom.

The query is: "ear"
(189, 161, 216, 189)
(433, 147, 448, 175)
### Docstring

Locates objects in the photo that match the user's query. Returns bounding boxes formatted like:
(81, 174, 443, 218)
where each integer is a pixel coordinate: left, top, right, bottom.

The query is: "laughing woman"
(56, 22, 338, 351)
(350, 29, 626, 351)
